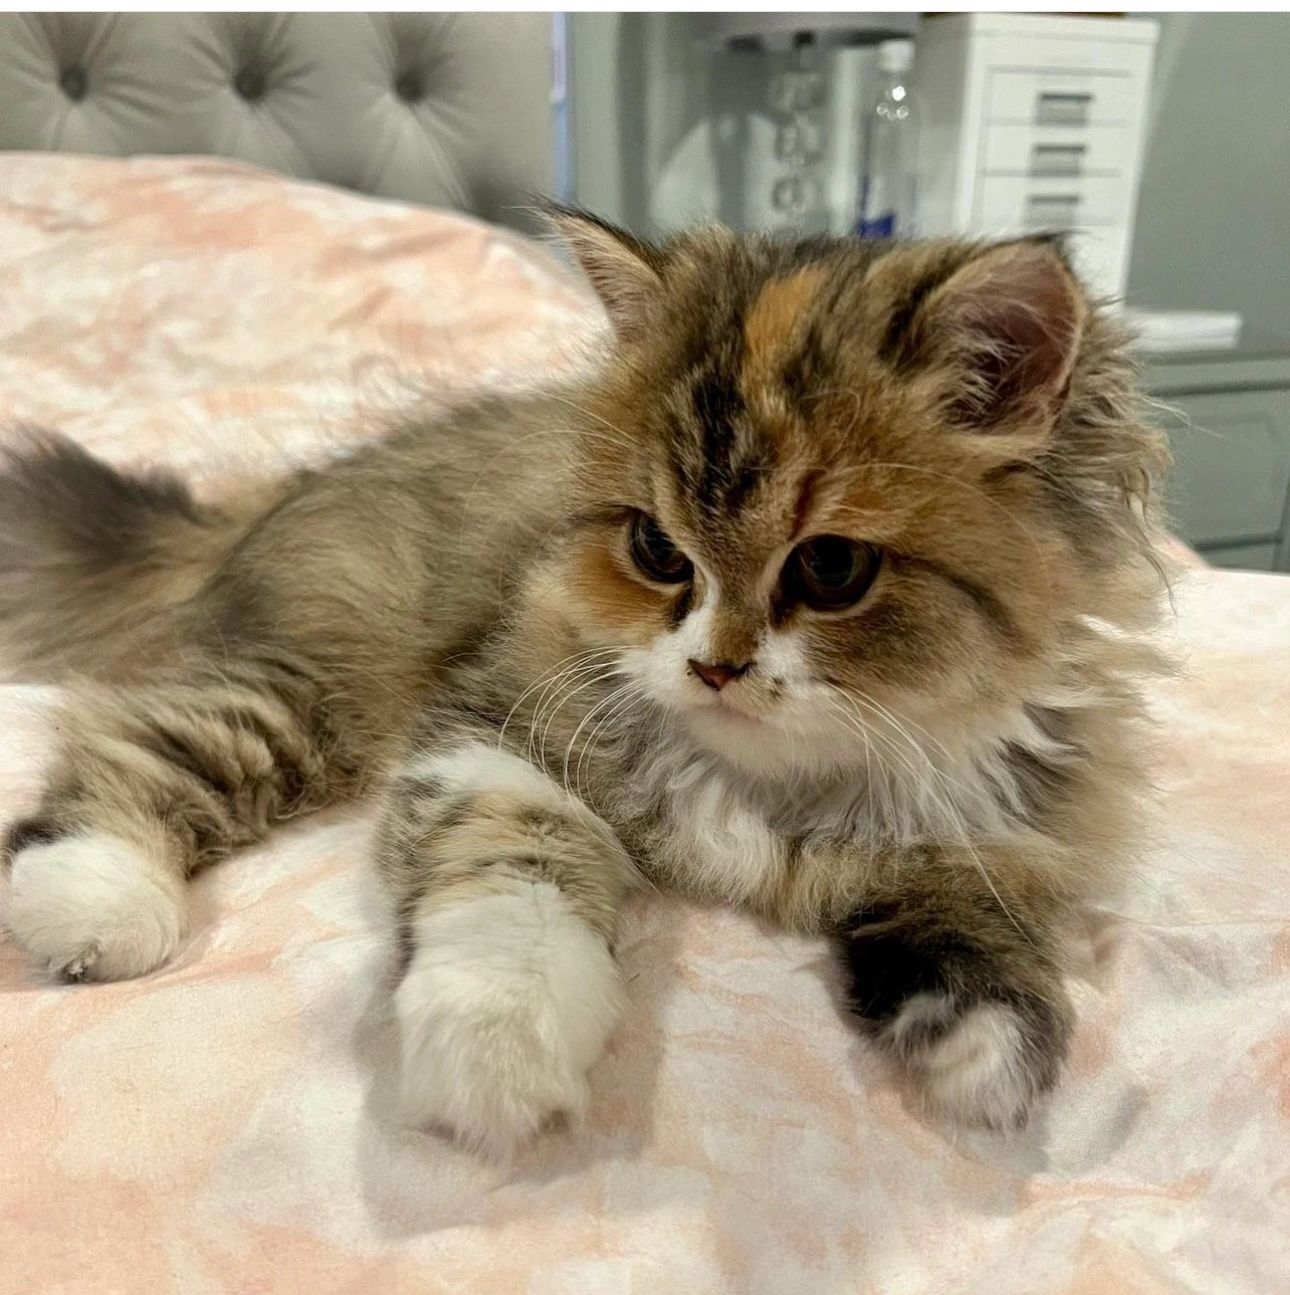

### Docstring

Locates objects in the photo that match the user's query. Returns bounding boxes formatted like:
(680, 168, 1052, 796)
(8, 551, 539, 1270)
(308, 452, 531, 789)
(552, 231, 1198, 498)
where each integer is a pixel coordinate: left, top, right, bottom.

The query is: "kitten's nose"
(687, 658, 751, 691)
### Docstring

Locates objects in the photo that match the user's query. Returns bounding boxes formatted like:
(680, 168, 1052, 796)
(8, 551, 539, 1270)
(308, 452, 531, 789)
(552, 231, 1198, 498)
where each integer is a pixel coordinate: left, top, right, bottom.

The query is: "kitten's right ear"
(882, 239, 1088, 434)
(538, 201, 664, 338)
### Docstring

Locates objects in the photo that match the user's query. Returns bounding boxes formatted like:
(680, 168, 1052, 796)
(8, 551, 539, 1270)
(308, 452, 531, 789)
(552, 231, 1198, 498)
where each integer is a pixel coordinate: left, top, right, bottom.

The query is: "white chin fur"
(894, 994, 1039, 1130)
(4, 832, 186, 981)
(396, 879, 624, 1158)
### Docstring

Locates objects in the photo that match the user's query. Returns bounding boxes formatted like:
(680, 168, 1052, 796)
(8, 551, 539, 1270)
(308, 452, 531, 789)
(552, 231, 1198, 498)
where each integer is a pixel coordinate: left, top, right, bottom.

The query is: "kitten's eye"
(785, 536, 881, 610)
(629, 513, 692, 584)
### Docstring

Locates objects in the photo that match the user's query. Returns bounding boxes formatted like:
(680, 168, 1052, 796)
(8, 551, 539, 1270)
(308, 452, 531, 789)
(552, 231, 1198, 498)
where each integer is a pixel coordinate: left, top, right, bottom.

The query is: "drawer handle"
(1035, 91, 1093, 126)
(1031, 143, 1087, 177)
(1025, 193, 1081, 229)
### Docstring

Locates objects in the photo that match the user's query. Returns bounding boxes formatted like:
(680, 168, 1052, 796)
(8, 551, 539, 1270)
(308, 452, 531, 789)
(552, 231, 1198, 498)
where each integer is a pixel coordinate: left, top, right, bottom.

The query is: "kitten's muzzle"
(687, 658, 751, 692)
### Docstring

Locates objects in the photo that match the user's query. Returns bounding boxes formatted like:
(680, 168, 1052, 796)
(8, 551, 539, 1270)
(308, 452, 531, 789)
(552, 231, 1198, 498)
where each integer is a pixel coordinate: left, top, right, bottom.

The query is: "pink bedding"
(1, 154, 1287, 1294)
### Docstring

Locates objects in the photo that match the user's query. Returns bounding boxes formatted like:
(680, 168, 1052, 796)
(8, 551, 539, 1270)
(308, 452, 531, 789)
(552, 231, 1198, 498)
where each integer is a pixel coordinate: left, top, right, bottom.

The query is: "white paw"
(395, 880, 624, 1157)
(4, 832, 186, 981)
(891, 994, 1050, 1130)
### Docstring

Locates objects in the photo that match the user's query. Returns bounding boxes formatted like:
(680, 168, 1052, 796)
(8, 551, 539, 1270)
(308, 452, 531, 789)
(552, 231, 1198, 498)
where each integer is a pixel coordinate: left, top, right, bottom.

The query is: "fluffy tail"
(0, 431, 264, 677)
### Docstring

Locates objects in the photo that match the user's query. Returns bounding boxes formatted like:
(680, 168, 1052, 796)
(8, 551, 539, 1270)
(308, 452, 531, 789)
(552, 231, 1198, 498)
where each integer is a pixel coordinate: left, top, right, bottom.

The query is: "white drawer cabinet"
(916, 14, 1157, 301)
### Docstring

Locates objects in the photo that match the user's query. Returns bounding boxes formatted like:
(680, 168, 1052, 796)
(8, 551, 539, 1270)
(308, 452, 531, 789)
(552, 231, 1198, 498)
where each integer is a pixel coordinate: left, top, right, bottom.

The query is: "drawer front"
(1200, 542, 1279, 572)
(1163, 391, 1290, 546)
(986, 70, 1139, 126)
(981, 124, 1133, 177)
(973, 174, 1130, 230)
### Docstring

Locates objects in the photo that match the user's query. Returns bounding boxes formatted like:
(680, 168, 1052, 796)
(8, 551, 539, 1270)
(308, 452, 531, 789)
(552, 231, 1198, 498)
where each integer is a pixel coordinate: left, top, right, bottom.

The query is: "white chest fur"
(633, 693, 1073, 905)
(656, 763, 788, 905)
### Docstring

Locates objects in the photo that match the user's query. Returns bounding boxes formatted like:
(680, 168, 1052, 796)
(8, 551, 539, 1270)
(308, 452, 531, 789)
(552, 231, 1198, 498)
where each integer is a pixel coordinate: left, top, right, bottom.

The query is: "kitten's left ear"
(539, 201, 663, 338)
(920, 240, 1088, 431)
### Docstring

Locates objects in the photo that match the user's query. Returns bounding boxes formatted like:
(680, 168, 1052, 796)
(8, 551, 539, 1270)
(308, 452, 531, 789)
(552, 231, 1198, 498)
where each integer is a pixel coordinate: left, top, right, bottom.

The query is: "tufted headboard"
(0, 12, 556, 226)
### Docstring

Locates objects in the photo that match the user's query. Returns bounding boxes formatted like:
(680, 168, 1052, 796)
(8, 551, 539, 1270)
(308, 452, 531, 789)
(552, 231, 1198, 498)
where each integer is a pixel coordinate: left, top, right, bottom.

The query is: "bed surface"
(1, 154, 1288, 1294)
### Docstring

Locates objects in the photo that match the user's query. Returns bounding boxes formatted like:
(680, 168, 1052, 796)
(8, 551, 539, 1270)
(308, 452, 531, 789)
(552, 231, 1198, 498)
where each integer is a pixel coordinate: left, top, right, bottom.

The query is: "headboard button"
(394, 71, 424, 103)
(59, 67, 88, 101)
(234, 67, 266, 101)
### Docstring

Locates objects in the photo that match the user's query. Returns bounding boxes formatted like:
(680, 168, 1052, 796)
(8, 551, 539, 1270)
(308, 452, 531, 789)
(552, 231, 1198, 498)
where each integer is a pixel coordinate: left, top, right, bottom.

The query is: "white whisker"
(498, 647, 621, 751)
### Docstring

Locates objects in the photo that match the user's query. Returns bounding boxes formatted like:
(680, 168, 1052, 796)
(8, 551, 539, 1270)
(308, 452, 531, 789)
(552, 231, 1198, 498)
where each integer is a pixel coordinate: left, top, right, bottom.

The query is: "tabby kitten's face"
(549, 211, 1157, 780)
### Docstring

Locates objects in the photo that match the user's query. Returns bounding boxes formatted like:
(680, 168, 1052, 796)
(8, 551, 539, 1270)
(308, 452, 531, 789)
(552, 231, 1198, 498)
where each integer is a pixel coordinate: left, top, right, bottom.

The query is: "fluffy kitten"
(0, 210, 1168, 1154)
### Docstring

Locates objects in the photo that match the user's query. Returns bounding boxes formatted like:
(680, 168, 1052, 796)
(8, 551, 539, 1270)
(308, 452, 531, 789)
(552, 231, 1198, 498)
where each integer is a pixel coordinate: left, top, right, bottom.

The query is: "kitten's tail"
(0, 430, 267, 676)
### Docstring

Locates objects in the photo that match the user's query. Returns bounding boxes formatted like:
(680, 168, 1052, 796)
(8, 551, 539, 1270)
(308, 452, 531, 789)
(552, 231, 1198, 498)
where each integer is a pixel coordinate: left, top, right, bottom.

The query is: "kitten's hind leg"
(837, 850, 1073, 1130)
(3, 656, 341, 982)
(378, 729, 638, 1157)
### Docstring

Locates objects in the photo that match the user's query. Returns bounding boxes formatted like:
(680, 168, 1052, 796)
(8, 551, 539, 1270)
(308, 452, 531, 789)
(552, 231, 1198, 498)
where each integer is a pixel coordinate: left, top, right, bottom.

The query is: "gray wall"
(1127, 13, 1290, 335)
(565, 14, 629, 225)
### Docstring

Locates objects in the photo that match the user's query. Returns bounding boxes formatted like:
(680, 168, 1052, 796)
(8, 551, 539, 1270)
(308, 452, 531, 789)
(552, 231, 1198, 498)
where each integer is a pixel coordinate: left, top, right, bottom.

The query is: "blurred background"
(564, 13, 1289, 334)
(2, 11, 1288, 570)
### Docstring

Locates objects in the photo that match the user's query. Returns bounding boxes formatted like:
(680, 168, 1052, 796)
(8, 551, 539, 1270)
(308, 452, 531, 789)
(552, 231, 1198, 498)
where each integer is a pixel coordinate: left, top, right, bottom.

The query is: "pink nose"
(687, 659, 751, 691)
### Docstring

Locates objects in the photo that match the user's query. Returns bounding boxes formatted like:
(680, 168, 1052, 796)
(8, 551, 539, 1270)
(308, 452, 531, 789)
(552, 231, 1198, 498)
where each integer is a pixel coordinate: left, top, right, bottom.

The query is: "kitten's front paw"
(887, 992, 1066, 1130)
(4, 831, 186, 981)
(395, 880, 624, 1157)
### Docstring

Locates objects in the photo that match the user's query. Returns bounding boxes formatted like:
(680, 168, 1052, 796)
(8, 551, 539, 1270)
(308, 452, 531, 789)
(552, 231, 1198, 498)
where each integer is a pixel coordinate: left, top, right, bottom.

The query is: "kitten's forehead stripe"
(744, 267, 836, 421)
(687, 354, 775, 518)
(676, 263, 842, 523)
(743, 269, 827, 376)
(691, 362, 743, 510)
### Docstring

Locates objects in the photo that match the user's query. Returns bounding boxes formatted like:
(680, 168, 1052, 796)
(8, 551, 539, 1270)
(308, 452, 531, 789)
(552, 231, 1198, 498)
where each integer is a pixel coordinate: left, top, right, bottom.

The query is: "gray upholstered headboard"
(0, 13, 555, 226)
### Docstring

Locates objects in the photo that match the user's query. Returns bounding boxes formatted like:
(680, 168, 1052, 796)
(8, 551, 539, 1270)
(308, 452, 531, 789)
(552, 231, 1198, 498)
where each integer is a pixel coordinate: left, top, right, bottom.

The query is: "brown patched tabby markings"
(742, 267, 828, 385)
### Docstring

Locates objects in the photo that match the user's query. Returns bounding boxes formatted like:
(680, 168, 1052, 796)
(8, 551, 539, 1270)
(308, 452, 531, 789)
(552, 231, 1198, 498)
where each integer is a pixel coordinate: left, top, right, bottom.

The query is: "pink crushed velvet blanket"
(1, 154, 1287, 1294)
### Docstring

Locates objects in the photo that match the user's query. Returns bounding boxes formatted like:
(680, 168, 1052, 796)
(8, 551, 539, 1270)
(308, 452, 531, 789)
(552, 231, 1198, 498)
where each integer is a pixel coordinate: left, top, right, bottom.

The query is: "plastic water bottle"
(856, 40, 919, 239)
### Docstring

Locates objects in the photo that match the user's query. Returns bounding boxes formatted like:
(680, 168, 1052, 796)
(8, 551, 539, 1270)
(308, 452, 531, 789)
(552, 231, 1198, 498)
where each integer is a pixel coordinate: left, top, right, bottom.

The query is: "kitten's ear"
(919, 240, 1088, 431)
(539, 201, 663, 337)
